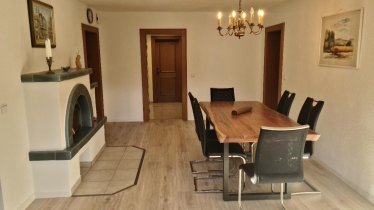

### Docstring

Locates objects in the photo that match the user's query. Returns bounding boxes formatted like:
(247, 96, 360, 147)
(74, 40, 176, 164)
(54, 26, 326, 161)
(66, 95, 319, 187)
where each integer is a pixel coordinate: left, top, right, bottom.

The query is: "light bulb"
(232, 11, 237, 18)
(217, 12, 222, 19)
(258, 9, 265, 17)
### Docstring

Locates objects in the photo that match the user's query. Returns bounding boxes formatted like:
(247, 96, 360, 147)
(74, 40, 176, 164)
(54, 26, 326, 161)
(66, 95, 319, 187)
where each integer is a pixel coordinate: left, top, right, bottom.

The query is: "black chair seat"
(239, 163, 255, 177)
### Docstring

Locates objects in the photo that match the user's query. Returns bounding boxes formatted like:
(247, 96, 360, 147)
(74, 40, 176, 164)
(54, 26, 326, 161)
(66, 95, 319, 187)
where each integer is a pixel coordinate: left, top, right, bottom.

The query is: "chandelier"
(216, 0, 264, 38)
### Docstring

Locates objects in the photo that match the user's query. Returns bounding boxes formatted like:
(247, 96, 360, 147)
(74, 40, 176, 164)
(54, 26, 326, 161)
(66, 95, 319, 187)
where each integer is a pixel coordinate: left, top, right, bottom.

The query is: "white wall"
(267, 0, 374, 203)
(0, 181, 4, 210)
(0, 0, 97, 209)
(100, 12, 265, 121)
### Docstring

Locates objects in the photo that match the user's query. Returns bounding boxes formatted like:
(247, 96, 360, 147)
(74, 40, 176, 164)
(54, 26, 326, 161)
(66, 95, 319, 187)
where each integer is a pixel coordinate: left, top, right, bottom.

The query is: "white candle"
(232, 10, 237, 19)
(242, 12, 247, 21)
(250, 7, 255, 24)
(45, 39, 52, 58)
(258, 9, 264, 25)
(217, 12, 222, 27)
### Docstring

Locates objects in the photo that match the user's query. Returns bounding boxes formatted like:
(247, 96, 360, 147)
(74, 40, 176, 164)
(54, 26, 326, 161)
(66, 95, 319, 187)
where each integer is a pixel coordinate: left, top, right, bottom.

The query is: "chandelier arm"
(252, 28, 263, 35)
(251, 25, 264, 35)
(228, 29, 234, 36)
(217, 27, 230, 36)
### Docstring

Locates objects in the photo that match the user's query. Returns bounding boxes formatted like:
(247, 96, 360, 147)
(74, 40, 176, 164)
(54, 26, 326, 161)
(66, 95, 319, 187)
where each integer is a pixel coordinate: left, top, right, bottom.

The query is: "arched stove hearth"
(22, 68, 106, 198)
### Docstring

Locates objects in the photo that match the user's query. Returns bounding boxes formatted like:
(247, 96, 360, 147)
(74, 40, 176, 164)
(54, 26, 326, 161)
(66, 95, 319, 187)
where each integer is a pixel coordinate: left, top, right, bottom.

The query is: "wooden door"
(151, 36, 182, 102)
(82, 24, 105, 119)
(263, 23, 285, 110)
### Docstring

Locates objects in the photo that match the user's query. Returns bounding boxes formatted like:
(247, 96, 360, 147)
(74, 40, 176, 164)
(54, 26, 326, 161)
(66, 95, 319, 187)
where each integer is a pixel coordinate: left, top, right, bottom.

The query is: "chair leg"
(236, 156, 247, 186)
(280, 183, 287, 210)
(291, 179, 321, 196)
(238, 169, 242, 209)
(250, 142, 257, 163)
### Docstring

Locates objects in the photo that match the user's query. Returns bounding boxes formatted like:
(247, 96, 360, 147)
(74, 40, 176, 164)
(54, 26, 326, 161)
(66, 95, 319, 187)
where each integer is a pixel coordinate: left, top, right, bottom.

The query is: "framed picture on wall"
(27, 0, 56, 48)
(319, 8, 364, 69)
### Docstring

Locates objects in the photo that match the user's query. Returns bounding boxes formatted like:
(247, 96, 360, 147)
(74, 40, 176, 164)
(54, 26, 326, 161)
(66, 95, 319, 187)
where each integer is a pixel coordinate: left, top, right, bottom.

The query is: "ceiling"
(79, 0, 288, 12)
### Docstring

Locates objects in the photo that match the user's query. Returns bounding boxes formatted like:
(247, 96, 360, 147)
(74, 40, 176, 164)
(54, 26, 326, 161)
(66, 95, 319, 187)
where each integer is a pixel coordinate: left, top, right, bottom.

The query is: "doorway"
(140, 29, 187, 121)
(81, 24, 105, 119)
(263, 23, 285, 110)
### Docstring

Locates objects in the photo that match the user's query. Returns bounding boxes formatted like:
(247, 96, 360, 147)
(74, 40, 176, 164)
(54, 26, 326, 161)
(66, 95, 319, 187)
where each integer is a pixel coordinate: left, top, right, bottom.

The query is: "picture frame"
(319, 8, 364, 69)
(27, 0, 56, 48)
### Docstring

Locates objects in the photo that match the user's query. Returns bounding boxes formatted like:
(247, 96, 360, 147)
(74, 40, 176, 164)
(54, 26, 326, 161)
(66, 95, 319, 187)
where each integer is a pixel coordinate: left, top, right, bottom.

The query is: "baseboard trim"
(80, 143, 106, 168)
(313, 157, 374, 204)
(17, 193, 35, 210)
(71, 177, 81, 195)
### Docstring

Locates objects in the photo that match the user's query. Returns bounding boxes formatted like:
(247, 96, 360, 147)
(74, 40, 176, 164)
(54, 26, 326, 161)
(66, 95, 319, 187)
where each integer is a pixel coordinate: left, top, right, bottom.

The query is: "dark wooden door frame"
(81, 23, 105, 118)
(263, 23, 285, 105)
(140, 29, 187, 122)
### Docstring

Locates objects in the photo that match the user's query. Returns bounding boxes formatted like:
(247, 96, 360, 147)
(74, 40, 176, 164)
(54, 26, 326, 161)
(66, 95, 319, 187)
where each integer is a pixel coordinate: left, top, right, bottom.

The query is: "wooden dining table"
(199, 101, 320, 201)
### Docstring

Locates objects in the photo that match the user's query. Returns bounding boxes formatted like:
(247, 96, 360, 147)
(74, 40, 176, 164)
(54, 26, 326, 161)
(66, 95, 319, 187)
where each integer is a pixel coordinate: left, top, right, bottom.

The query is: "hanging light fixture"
(217, 0, 264, 38)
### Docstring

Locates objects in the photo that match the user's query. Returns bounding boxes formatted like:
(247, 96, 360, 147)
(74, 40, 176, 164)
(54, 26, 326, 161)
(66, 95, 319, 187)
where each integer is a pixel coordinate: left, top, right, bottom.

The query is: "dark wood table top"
(200, 101, 320, 143)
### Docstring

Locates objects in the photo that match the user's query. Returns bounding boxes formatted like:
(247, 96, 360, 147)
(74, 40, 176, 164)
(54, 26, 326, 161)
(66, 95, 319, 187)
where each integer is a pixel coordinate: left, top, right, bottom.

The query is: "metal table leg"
(223, 143, 230, 200)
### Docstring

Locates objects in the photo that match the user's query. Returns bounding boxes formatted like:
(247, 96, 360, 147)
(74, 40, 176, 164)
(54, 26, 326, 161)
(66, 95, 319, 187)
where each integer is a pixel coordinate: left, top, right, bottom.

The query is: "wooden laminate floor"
(27, 120, 374, 210)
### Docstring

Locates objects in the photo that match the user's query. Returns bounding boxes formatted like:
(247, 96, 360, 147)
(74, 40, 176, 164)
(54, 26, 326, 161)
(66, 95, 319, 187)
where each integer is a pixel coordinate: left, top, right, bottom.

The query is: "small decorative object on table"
(75, 54, 82, 69)
(45, 38, 54, 74)
(62, 66, 70, 72)
(232, 105, 252, 115)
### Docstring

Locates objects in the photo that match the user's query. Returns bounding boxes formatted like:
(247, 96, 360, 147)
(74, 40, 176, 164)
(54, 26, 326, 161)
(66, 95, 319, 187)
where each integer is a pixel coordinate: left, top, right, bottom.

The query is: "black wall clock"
(87, 8, 93, 24)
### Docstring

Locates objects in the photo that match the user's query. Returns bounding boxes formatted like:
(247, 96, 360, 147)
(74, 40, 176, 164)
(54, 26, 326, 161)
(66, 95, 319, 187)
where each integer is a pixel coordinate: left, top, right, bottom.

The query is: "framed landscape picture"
(27, 0, 56, 48)
(319, 8, 363, 69)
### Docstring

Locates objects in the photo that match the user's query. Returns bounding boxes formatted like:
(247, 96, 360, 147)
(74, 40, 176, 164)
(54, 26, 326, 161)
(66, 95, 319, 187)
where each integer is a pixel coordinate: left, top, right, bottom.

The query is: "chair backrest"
(297, 97, 314, 125)
(210, 88, 235, 101)
(297, 97, 324, 157)
(191, 97, 208, 156)
(188, 92, 198, 134)
(277, 90, 296, 116)
(254, 125, 309, 184)
(297, 97, 325, 158)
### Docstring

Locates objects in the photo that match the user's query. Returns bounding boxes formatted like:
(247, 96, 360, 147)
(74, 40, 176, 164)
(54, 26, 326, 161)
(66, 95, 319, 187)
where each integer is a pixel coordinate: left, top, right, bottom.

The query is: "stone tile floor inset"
(123, 151, 143, 160)
(111, 169, 138, 182)
(83, 170, 115, 182)
(74, 181, 109, 195)
(117, 159, 141, 170)
(73, 146, 145, 196)
(91, 160, 120, 170)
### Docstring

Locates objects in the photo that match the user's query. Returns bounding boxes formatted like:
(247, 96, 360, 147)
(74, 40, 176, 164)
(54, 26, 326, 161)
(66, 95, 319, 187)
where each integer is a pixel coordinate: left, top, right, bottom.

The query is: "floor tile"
(123, 151, 143, 160)
(103, 147, 126, 153)
(111, 169, 138, 182)
(74, 146, 144, 196)
(91, 160, 120, 170)
(125, 147, 142, 153)
(105, 180, 134, 194)
(117, 159, 141, 170)
(73, 181, 109, 195)
(83, 170, 115, 182)
(98, 150, 124, 161)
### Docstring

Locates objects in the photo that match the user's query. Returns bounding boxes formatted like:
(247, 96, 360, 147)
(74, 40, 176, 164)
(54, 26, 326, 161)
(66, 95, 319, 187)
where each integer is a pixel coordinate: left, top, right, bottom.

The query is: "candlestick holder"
(46, 57, 54, 74)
